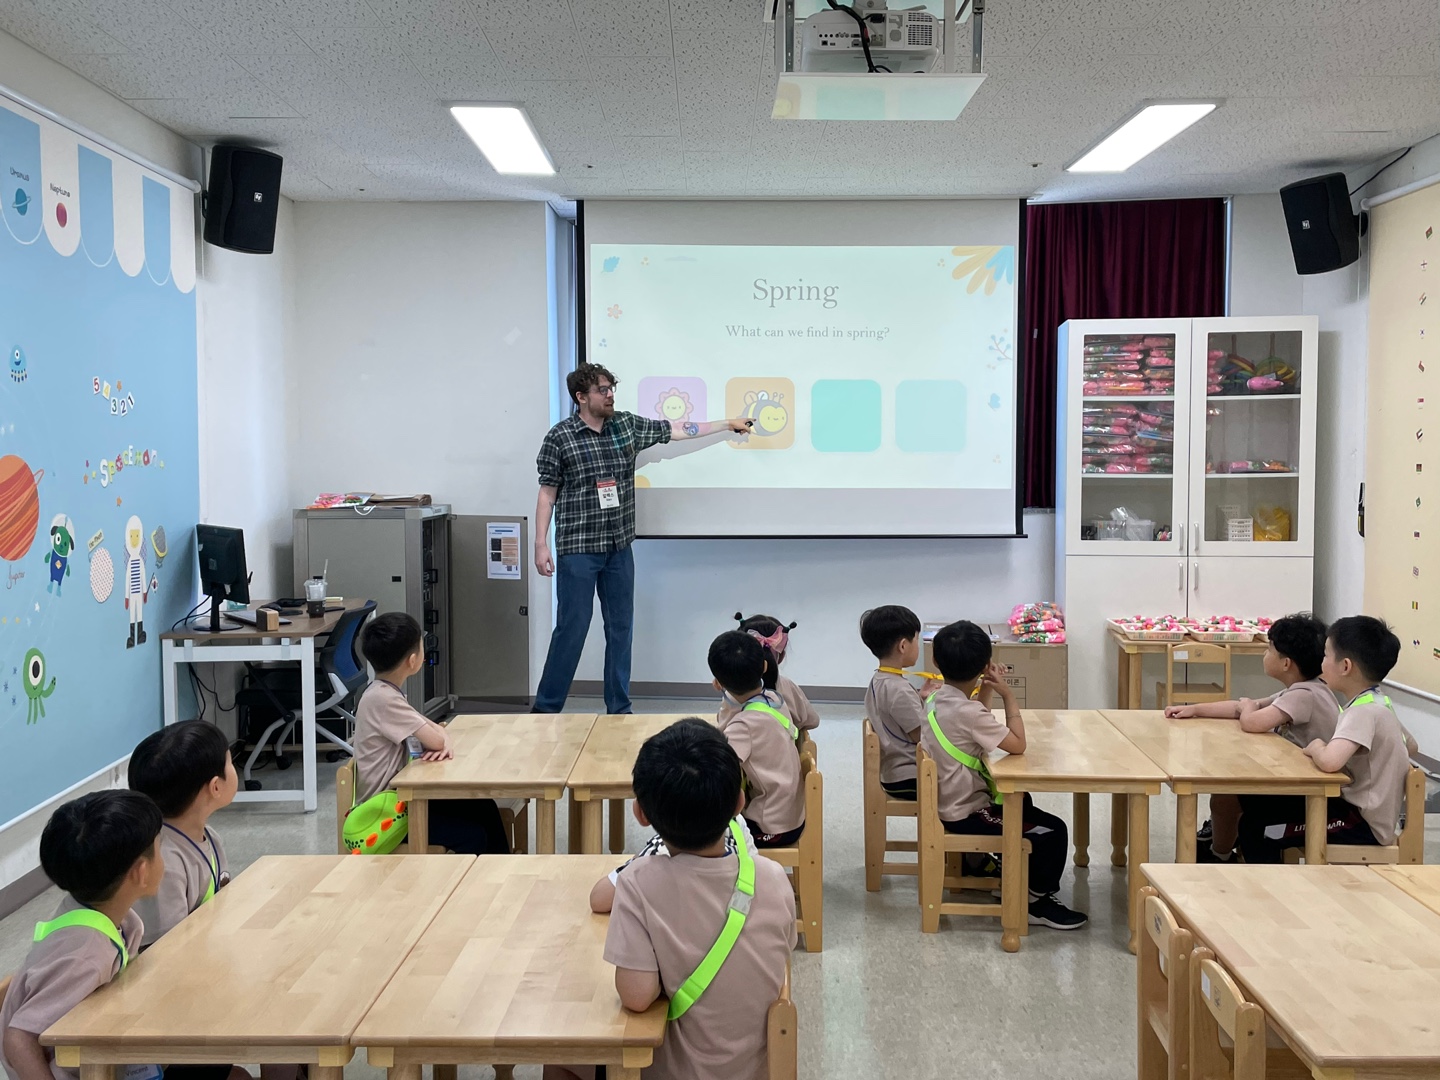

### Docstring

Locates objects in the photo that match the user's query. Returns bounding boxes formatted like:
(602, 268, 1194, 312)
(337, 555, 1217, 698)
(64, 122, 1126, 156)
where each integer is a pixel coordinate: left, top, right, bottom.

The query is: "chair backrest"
(1139, 888, 1193, 1060)
(1192, 949, 1267, 1080)
(1166, 641, 1232, 695)
(335, 758, 356, 854)
(862, 718, 880, 785)
(799, 751, 822, 835)
(319, 601, 377, 695)
(1398, 765, 1427, 864)
(767, 965, 797, 1080)
(917, 746, 939, 827)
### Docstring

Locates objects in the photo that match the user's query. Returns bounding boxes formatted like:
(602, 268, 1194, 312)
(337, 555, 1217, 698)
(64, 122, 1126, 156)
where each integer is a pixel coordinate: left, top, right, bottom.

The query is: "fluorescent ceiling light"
(449, 105, 554, 176)
(1068, 102, 1218, 173)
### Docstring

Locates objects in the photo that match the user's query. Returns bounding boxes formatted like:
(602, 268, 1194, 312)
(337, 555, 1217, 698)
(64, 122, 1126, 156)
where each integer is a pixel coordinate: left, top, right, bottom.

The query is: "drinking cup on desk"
(305, 577, 326, 617)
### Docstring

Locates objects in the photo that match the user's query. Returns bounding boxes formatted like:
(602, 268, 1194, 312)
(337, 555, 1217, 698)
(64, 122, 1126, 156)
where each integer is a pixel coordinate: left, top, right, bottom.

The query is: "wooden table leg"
(311, 1068, 345, 1080)
(1127, 650, 1143, 710)
(1117, 647, 1131, 708)
(78, 1066, 115, 1080)
(1175, 793, 1198, 863)
(433, 1066, 457, 1080)
(1305, 794, 1328, 864)
(1073, 793, 1090, 868)
(535, 797, 557, 854)
(580, 798, 604, 854)
(1127, 793, 1150, 955)
(568, 792, 582, 854)
(609, 798, 626, 854)
(1111, 793, 1128, 866)
(1001, 793, 1024, 953)
(407, 797, 429, 854)
(493, 1067, 515, 1080)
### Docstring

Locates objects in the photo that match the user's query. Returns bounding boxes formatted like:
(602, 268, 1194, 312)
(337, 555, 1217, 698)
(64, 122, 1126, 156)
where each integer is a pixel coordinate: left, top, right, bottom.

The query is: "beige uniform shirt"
(353, 679, 426, 804)
(133, 824, 228, 947)
(605, 844, 796, 1080)
(1332, 698, 1412, 846)
(1258, 677, 1340, 747)
(776, 675, 819, 732)
(864, 670, 926, 784)
(717, 692, 804, 836)
(0, 896, 144, 1080)
(918, 684, 1010, 822)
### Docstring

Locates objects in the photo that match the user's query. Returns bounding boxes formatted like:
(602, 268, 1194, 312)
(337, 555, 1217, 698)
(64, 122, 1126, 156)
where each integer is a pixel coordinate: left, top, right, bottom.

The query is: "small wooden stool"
(759, 752, 825, 953)
(862, 719, 918, 890)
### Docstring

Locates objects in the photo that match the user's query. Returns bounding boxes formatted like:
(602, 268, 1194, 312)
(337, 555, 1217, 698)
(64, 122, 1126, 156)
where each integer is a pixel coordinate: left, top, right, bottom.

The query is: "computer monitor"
(196, 525, 250, 632)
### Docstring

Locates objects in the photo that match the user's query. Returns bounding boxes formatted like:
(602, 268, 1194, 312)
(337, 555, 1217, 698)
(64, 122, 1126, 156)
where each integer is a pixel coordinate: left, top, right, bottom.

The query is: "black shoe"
(1028, 893, 1087, 930)
(1195, 839, 1234, 864)
(136, 624, 146, 645)
(1198, 818, 1213, 842)
(962, 852, 1001, 877)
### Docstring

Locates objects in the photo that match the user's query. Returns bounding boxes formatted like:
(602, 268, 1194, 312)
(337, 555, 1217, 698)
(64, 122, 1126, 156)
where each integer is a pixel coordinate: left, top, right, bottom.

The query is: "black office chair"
(238, 600, 376, 790)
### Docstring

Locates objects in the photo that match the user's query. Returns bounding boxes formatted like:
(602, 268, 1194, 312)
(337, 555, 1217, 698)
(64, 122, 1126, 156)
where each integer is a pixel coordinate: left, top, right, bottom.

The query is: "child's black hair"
(709, 630, 766, 697)
(41, 790, 162, 904)
(129, 720, 230, 818)
(1327, 615, 1401, 685)
(859, 605, 922, 660)
(1266, 613, 1327, 681)
(361, 611, 423, 674)
(632, 718, 743, 852)
(735, 612, 796, 689)
(931, 619, 992, 683)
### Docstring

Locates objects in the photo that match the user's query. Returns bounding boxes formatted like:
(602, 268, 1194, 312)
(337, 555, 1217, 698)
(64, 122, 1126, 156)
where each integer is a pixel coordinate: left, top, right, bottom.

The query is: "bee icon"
(740, 390, 789, 437)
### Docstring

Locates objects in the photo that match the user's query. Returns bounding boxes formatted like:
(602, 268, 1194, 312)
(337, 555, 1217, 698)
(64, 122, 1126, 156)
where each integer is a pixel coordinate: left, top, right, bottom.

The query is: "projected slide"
(589, 244, 1015, 494)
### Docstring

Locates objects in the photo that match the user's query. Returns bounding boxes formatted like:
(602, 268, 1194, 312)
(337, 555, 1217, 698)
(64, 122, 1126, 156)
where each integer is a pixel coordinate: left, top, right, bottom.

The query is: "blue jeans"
(533, 546, 635, 714)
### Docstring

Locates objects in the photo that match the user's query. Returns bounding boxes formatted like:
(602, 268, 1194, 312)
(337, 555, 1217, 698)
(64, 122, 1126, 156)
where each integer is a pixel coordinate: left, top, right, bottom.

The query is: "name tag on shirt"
(597, 478, 619, 509)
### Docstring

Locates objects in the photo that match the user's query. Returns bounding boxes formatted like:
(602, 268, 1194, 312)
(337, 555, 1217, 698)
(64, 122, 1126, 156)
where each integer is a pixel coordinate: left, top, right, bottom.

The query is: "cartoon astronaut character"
(44, 514, 74, 596)
(123, 515, 147, 647)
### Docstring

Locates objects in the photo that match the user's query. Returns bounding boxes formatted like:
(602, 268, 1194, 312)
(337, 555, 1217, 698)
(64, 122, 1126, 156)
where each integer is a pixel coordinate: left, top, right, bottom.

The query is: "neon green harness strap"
(743, 699, 798, 742)
(667, 819, 755, 1021)
(1350, 689, 1394, 711)
(34, 908, 129, 970)
(925, 692, 1002, 805)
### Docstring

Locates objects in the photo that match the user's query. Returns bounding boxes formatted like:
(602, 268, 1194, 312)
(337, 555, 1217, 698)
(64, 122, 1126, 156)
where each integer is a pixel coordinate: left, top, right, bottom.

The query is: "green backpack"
(343, 780, 409, 855)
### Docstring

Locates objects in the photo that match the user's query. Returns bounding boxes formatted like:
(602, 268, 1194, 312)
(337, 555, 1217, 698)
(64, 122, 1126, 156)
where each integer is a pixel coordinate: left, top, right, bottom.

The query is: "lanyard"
(878, 666, 944, 682)
(667, 819, 755, 1020)
(742, 697, 798, 741)
(34, 908, 129, 970)
(925, 691, 1002, 805)
(164, 822, 221, 904)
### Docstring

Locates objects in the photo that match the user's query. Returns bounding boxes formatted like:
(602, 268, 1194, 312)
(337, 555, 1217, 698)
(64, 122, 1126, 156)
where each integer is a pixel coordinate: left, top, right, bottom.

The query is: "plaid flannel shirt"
(537, 411, 671, 555)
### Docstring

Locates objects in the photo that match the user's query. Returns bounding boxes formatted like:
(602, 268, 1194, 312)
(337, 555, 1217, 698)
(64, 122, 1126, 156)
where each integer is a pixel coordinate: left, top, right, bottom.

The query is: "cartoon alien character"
(22, 647, 55, 724)
(9, 346, 25, 383)
(740, 390, 789, 436)
(44, 513, 74, 596)
(122, 514, 147, 647)
(654, 387, 694, 422)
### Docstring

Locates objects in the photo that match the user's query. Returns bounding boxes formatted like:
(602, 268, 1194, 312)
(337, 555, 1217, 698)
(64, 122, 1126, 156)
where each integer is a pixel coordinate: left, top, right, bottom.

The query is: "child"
(734, 612, 820, 732)
(128, 720, 237, 947)
(709, 630, 806, 848)
(547, 719, 796, 1080)
(1164, 613, 1338, 862)
(1238, 615, 1418, 862)
(921, 620, 1086, 929)
(1, 791, 162, 1080)
(860, 605, 936, 800)
(353, 612, 508, 854)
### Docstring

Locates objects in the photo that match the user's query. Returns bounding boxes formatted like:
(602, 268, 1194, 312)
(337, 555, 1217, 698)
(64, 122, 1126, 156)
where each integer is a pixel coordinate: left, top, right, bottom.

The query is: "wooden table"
(1104, 709, 1347, 864)
(989, 711, 1166, 954)
(1144, 864, 1440, 1079)
(354, 855, 667, 1080)
(43, 855, 471, 1080)
(393, 713, 596, 855)
(1374, 864, 1440, 917)
(567, 714, 701, 854)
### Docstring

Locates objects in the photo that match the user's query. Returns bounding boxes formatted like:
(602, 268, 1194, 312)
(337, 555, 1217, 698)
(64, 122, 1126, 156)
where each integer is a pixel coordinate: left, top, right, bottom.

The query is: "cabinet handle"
(1179, 561, 1185, 590)
(1193, 522, 1200, 551)
(1193, 561, 1199, 590)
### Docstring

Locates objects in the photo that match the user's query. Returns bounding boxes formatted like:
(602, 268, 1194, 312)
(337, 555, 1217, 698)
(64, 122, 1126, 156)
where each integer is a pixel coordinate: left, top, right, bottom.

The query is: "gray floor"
(1, 697, 1436, 1080)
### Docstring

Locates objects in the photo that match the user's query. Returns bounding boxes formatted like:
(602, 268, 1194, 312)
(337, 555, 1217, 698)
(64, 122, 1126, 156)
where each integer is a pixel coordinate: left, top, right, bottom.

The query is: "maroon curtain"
(1021, 198, 1227, 508)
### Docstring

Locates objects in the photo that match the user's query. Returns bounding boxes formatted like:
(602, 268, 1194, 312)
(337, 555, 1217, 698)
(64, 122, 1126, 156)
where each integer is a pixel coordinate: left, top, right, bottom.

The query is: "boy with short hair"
(1238, 615, 1418, 862)
(921, 620, 1086, 930)
(708, 630, 805, 848)
(129, 720, 237, 947)
(547, 718, 796, 1080)
(1, 791, 163, 1080)
(1164, 613, 1338, 862)
(353, 612, 507, 854)
(860, 605, 932, 800)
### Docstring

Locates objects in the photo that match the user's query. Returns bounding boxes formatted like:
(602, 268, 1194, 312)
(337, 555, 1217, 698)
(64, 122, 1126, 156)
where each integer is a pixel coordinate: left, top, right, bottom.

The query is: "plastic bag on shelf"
(1254, 505, 1292, 542)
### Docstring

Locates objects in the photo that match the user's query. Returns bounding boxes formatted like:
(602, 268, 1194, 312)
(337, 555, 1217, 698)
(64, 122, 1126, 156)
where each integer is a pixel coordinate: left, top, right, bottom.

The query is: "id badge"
(124, 1065, 162, 1080)
(597, 478, 620, 509)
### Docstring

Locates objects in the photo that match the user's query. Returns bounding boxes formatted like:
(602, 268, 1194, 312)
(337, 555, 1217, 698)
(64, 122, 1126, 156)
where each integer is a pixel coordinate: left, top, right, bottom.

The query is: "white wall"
(286, 202, 556, 686)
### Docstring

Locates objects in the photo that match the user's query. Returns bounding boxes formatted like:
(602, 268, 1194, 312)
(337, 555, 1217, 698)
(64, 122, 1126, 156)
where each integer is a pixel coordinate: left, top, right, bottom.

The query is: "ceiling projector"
(797, 2, 940, 74)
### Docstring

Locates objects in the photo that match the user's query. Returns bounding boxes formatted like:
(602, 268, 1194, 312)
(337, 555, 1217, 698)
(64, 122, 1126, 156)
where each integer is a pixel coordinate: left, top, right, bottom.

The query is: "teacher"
(532, 363, 753, 714)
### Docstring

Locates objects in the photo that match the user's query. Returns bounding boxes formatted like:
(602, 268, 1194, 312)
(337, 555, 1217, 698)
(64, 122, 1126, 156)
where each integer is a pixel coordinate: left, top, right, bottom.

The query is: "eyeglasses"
(592, 385, 616, 396)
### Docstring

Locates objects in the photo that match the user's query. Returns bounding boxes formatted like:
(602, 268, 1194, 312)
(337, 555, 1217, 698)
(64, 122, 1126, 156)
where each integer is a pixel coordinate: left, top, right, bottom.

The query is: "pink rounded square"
(637, 376, 707, 425)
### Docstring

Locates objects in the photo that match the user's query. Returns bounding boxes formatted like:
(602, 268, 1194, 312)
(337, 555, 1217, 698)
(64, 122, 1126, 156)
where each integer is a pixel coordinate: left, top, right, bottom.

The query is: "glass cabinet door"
(1190, 323, 1314, 555)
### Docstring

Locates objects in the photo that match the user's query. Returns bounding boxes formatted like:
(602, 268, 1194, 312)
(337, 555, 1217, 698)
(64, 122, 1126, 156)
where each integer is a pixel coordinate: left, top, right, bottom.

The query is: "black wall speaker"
(1279, 172, 1360, 275)
(203, 145, 283, 254)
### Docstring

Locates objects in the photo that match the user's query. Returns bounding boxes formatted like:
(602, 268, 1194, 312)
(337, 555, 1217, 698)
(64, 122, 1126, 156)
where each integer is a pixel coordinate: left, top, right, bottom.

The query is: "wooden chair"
(1157, 642, 1232, 709)
(334, 760, 528, 855)
(862, 720, 918, 890)
(767, 965, 798, 1080)
(1138, 887, 1194, 1080)
(798, 729, 818, 766)
(917, 747, 1030, 934)
(1190, 949, 1309, 1080)
(758, 752, 824, 953)
(1283, 766, 1426, 866)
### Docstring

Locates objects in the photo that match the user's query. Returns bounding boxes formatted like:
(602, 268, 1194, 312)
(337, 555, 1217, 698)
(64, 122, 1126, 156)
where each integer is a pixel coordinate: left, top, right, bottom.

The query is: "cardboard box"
(922, 623, 1068, 709)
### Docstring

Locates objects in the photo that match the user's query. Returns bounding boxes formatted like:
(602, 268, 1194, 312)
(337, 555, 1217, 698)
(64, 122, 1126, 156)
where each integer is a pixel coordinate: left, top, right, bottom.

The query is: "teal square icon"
(811, 379, 882, 452)
(896, 380, 967, 453)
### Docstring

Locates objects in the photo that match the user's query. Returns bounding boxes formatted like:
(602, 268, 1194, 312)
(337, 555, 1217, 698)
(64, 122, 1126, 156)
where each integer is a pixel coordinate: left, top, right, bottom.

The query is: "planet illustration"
(90, 547, 114, 603)
(11, 189, 28, 216)
(55, 203, 66, 227)
(9, 346, 25, 382)
(0, 455, 42, 561)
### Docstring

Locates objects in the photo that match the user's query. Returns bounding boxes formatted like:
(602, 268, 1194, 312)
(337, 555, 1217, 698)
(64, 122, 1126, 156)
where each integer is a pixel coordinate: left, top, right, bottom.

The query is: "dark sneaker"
(1028, 893, 1087, 930)
(1195, 840, 1234, 864)
(1198, 818, 1213, 842)
(963, 852, 1001, 877)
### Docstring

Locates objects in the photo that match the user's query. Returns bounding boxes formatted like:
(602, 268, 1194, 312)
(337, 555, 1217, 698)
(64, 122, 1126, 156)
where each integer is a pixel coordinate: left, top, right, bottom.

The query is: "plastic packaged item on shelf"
(1247, 375, 1285, 392)
(1108, 615, 1188, 641)
(1010, 601, 1063, 625)
(1219, 459, 1295, 474)
(1012, 617, 1065, 634)
(1013, 630, 1067, 644)
(1253, 504, 1292, 541)
(1182, 616, 1258, 642)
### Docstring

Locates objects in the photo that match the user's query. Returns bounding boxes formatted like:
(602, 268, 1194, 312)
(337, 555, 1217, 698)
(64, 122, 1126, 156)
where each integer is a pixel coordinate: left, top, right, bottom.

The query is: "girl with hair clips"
(717, 612, 820, 734)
